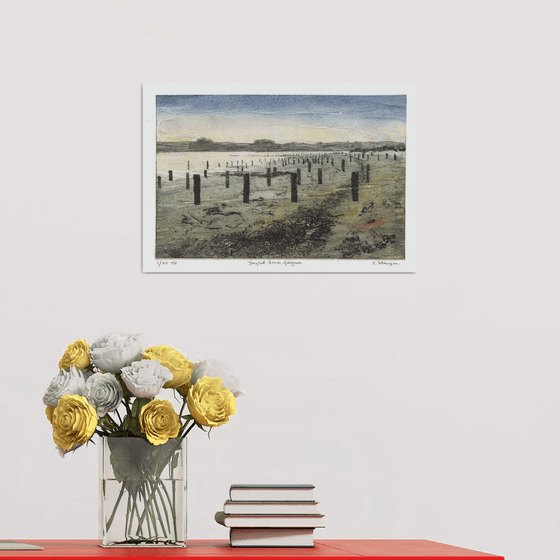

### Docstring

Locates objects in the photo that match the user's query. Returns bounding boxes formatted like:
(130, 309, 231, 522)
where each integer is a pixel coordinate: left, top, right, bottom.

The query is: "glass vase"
(98, 436, 187, 547)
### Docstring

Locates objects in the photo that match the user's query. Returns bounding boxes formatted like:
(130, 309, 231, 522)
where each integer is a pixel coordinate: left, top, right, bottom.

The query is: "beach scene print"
(154, 94, 407, 261)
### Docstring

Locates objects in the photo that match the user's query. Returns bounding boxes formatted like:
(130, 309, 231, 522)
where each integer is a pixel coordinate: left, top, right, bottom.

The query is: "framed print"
(142, 84, 415, 273)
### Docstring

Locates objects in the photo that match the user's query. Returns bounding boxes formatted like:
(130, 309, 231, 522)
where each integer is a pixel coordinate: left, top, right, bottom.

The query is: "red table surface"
(0, 540, 504, 560)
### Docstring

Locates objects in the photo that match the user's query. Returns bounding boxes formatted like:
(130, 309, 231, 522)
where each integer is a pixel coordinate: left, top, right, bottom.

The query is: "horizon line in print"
(142, 84, 416, 273)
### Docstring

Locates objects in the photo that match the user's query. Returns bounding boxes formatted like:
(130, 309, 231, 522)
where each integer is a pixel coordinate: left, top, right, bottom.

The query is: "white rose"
(43, 366, 92, 407)
(121, 360, 173, 398)
(83, 372, 123, 417)
(89, 332, 142, 373)
(191, 359, 245, 397)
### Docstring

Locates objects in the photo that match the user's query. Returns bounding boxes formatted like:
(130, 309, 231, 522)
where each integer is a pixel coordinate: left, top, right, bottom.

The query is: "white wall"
(0, 2, 558, 560)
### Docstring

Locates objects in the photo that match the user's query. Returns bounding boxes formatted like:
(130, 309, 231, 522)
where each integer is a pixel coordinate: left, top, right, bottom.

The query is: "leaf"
(181, 414, 193, 421)
(170, 452, 179, 472)
(131, 397, 152, 417)
(106, 437, 181, 483)
(122, 414, 142, 437)
(116, 375, 134, 399)
(98, 415, 115, 431)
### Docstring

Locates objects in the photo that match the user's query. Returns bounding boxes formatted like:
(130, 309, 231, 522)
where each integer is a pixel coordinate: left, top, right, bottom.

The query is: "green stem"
(105, 480, 126, 533)
(178, 396, 187, 419)
(179, 419, 196, 438)
(150, 480, 168, 537)
(123, 397, 132, 416)
(139, 485, 154, 540)
(160, 478, 178, 541)
(153, 479, 172, 535)
(138, 483, 160, 539)
(125, 488, 132, 541)
(132, 491, 144, 539)
(172, 480, 177, 541)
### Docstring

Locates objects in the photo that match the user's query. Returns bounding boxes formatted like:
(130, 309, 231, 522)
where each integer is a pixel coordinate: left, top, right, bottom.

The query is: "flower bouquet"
(43, 333, 244, 547)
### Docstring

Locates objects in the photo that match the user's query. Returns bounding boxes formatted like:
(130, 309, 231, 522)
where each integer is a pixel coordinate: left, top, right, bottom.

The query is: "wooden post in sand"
(297, 168, 301, 185)
(318, 168, 322, 184)
(267, 167, 271, 186)
(204, 170, 207, 178)
(394, 152, 397, 160)
(273, 167, 277, 174)
(291, 173, 298, 203)
(243, 174, 250, 203)
(193, 174, 201, 205)
(342, 159, 346, 172)
(351, 172, 359, 202)
(157, 176, 161, 189)
(168, 170, 173, 181)
(225, 171, 230, 188)
(186, 172, 190, 190)
(308, 161, 312, 172)
(366, 164, 370, 182)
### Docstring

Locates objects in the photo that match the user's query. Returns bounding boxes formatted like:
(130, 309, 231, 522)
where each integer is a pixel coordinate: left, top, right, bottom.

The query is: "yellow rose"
(58, 339, 90, 371)
(139, 399, 181, 445)
(45, 405, 55, 424)
(142, 345, 195, 389)
(51, 394, 97, 451)
(187, 376, 236, 428)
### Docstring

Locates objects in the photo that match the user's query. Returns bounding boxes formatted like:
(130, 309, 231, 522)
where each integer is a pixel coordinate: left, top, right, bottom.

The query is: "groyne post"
(243, 173, 250, 203)
(157, 176, 161, 189)
(351, 171, 359, 202)
(291, 173, 298, 203)
(186, 172, 190, 190)
(193, 174, 201, 205)
(226, 170, 230, 188)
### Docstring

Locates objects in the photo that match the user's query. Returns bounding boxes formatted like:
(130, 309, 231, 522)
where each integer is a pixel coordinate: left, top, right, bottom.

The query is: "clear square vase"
(98, 436, 187, 547)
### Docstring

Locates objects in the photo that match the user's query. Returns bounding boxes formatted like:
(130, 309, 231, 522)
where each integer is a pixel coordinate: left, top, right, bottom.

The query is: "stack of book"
(215, 484, 324, 547)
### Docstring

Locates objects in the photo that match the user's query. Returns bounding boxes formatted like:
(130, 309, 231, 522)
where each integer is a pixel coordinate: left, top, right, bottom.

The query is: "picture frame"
(142, 83, 416, 273)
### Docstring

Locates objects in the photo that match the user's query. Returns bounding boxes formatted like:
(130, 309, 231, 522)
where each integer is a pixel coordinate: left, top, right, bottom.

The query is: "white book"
(215, 511, 324, 528)
(224, 500, 319, 515)
(0, 542, 44, 551)
(229, 484, 315, 502)
(230, 528, 315, 547)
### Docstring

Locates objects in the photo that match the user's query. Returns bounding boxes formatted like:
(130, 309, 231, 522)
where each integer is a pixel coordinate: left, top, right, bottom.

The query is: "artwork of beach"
(149, 93, 410, 266)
